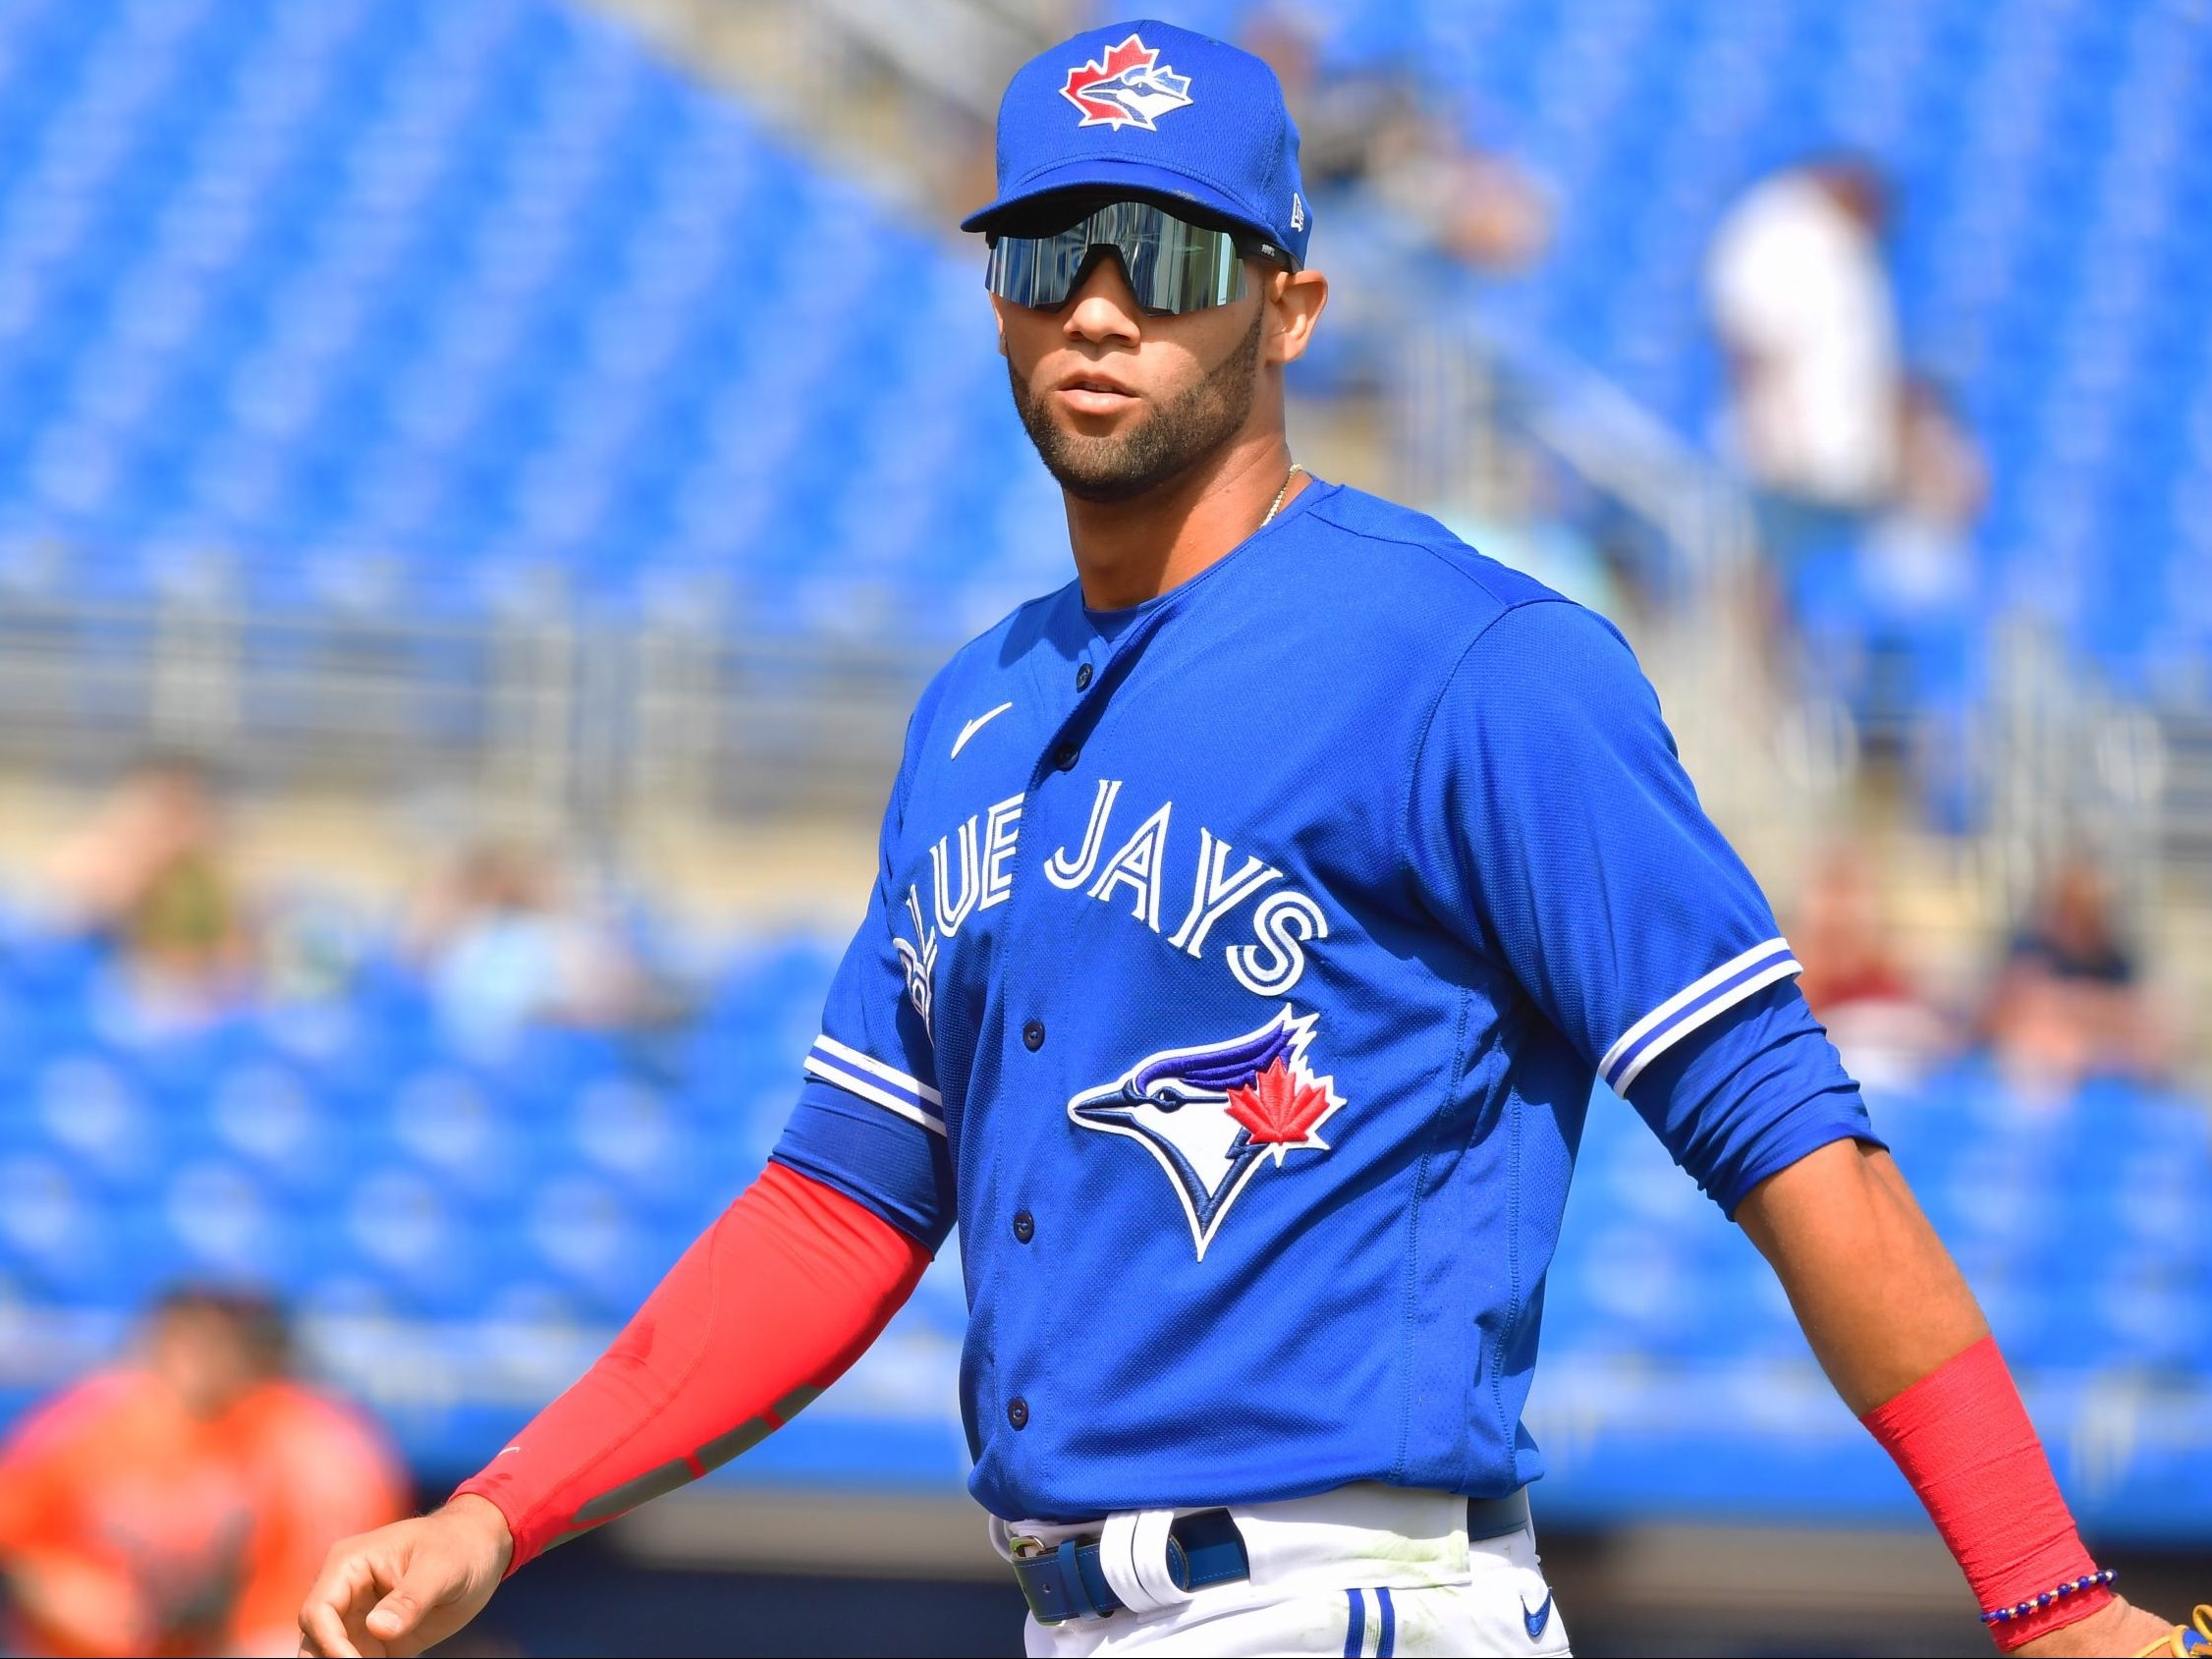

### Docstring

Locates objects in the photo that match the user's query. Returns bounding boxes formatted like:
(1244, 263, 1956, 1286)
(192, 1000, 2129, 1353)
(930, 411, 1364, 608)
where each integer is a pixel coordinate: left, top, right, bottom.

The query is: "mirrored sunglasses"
(984, 198, 1293, 316)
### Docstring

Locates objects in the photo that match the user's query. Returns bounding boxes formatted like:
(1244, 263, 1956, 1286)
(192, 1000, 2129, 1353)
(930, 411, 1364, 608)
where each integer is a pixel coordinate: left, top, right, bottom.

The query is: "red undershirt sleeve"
(454, 1160, 931, 1572)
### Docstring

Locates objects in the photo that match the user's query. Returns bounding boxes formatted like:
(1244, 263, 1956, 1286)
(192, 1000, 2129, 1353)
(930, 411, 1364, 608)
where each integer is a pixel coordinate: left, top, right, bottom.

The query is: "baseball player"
(300, 23, 2206, 1659)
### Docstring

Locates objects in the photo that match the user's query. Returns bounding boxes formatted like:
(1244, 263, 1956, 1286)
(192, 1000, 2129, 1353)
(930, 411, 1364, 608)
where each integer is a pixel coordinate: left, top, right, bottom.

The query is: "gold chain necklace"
(1262, 462, 1306, 526)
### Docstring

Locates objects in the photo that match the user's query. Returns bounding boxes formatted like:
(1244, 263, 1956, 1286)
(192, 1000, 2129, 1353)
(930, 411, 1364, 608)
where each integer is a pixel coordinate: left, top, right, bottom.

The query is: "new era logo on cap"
(1060, 32, 1194, 131)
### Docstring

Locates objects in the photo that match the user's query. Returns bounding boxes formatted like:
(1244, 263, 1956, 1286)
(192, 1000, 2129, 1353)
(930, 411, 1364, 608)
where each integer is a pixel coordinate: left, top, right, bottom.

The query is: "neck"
(1065, 431, 1305, 611)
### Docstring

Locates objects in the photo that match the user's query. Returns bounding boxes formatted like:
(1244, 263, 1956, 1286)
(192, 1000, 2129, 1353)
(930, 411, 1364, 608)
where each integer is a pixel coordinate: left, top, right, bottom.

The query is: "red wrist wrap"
(455, 1161, 929, 1572)
(1860, 1335, 2107, 1651)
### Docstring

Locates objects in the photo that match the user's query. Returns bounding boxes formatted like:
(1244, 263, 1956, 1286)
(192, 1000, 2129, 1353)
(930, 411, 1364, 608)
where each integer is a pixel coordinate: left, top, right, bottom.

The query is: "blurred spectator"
(1863, 379, 1989, 605)
(258, 888, 373, 1011)
(1793, 844, 1951, 1092)
(1707, 156, 1902, 539)
(48, 756, 253, 1023)
(1853, 380, 1989, 784)
(214, 1304, 412, 1656)
(1982, 853, 2172, 1103)
(1246, 7, 1552, 272)
(1793, 379, 1989, 799)
(405, 842, 671, 1056)
(0, 1289, 406, 1658)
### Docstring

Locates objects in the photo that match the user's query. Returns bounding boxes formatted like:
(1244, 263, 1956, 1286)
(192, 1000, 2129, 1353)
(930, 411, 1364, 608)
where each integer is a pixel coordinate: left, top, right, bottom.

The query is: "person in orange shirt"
(0, 1289, 407, 1658)
(218, 1311, 412, 1658)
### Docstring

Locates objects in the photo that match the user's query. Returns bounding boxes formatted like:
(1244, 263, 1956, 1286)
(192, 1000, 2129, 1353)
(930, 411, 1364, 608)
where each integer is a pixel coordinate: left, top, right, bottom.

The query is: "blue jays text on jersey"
(774, 480, 1876, 1524)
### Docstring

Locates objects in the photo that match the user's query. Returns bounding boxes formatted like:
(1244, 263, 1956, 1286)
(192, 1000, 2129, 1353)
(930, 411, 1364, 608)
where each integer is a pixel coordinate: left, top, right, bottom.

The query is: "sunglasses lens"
(985, 227, 1086, 309)
(985, 201, 1248, 314)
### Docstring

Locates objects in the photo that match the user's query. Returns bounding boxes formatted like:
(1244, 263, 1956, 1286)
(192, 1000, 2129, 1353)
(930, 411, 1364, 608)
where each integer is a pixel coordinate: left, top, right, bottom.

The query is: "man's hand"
(297, 1493, 514, 1658)
(2013, 1597, 2185, 1658)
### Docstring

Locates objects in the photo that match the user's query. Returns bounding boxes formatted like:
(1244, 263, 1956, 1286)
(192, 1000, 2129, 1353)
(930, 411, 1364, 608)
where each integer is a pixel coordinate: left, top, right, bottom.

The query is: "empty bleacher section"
(0, 0, 1067, 631)
(0, 0, 1069, 824)
(0, 0, 2203, 1552)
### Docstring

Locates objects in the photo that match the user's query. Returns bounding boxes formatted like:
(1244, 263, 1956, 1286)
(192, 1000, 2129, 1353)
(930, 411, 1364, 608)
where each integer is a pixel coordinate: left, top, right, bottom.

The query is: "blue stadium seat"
(0, 1152, 151, 1303)
(340, 1163, 510, 1317)
(31, 1051, 165, 1196)
(155, 1157, 308, 1290)
(380, 1066, 540, 1209)
(517, 1171, 672, 1322)
(204, 1059, 359, 1201)
(564, 1075, 711, 1212)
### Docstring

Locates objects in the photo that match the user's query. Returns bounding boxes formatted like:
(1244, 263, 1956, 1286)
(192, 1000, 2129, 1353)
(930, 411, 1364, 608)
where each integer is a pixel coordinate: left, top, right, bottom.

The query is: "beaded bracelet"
(1980, 1569, 2119, 1627)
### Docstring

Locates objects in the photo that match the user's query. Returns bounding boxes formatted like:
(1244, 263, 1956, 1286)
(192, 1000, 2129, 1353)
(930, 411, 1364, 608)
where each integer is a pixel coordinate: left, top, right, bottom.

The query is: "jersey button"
(1075, 662, 1093, 691)
(1022, 1020, 1045, 1051)
(1012, 1210, 1034, 1244)
(1053, 742, 1079, 771)
(1007, 1397, 1029, 1429)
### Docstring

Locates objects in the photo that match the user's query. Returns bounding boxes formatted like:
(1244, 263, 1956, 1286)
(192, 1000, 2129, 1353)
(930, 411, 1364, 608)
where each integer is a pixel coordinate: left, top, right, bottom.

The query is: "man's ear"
(990, 295, 1009, 359)
(1266, 268, 1329, 366)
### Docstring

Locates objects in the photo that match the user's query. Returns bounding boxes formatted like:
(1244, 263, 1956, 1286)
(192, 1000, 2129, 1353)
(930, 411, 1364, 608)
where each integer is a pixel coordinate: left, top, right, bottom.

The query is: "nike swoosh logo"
(1521, 1591, 1552, 1639)
(950, 700, 1014, 759)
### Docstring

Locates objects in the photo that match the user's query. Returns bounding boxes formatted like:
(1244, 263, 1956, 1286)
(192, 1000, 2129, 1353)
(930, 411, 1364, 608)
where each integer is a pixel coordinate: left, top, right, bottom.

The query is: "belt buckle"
(1011, 1534, 1113, 1625)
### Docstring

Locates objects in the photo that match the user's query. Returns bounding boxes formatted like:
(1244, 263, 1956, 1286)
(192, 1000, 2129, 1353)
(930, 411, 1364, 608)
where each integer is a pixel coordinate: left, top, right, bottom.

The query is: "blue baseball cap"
(961, 20, 1311, 267)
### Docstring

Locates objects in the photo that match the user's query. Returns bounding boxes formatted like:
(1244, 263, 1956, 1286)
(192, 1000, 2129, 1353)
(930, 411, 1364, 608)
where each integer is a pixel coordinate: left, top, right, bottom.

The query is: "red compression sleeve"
(455, 1161, 930, 1571)
(1861, 1335, 2109, 1651)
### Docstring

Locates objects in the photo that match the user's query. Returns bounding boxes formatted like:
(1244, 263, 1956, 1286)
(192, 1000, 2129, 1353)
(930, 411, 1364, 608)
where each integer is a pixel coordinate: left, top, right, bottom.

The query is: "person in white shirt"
(1707, 158, 1902, 526)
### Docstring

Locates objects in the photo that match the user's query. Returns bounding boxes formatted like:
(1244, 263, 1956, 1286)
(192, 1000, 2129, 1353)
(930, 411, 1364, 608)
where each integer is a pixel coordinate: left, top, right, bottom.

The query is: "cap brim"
(961, 158, 1270, 243)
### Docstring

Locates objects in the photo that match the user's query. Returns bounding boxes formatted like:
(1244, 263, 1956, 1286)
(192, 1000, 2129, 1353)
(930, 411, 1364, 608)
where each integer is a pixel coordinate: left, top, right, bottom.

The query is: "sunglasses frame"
(984, 197, 1297, 317)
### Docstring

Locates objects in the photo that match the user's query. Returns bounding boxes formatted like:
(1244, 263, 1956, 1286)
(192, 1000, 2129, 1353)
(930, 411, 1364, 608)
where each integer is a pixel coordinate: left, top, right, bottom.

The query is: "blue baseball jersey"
(773, 480, 1874, 1522)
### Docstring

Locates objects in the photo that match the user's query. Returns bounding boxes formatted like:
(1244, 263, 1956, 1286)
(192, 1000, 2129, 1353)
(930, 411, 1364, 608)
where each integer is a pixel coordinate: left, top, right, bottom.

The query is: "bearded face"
(1006, 296, 1265, 504)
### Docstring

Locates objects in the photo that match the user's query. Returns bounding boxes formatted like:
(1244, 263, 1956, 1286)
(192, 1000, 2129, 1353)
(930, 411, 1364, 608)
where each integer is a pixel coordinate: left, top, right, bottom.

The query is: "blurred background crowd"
(0, 0, 2206, 1654)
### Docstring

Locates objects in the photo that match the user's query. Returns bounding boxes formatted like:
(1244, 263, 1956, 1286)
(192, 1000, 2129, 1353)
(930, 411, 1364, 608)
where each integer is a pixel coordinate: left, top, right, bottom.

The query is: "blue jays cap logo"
(1069, 1007, 1345, 1259)
(1059, 32, 1194, 131)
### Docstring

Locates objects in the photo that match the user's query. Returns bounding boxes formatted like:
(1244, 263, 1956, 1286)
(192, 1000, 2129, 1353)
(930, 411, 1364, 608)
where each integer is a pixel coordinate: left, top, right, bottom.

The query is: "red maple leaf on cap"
(1061, 34, 1159, 125)
(1226, 1060, 1337, 1159)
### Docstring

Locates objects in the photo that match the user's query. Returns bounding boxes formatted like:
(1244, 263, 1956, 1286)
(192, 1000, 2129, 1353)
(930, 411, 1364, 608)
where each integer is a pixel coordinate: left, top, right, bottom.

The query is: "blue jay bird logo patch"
(1068, 1007, 1345, 1259)
(1060, 33, 1194, 131)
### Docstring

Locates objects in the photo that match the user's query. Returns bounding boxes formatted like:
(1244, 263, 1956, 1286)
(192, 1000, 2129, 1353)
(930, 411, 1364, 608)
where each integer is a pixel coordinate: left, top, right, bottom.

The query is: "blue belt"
(1011, 1489, 1530, 1625)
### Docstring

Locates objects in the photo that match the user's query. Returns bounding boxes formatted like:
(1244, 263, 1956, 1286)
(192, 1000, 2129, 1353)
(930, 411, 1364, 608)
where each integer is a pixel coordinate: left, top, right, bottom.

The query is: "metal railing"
(0, 579, 938, 835)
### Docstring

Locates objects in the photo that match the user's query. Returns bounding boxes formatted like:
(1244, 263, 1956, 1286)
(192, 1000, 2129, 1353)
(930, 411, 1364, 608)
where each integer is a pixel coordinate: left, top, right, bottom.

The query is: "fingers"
(362, 1539, 476, 1658)
(298, 1538, 391, 1659)
(297, 1589, 366, 1659)
(337, 1544, 460, 1658)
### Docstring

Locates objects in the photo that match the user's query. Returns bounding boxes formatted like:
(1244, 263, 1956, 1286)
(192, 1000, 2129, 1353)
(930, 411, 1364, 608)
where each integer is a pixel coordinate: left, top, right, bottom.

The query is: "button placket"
(1025, 597, 1176, 794)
